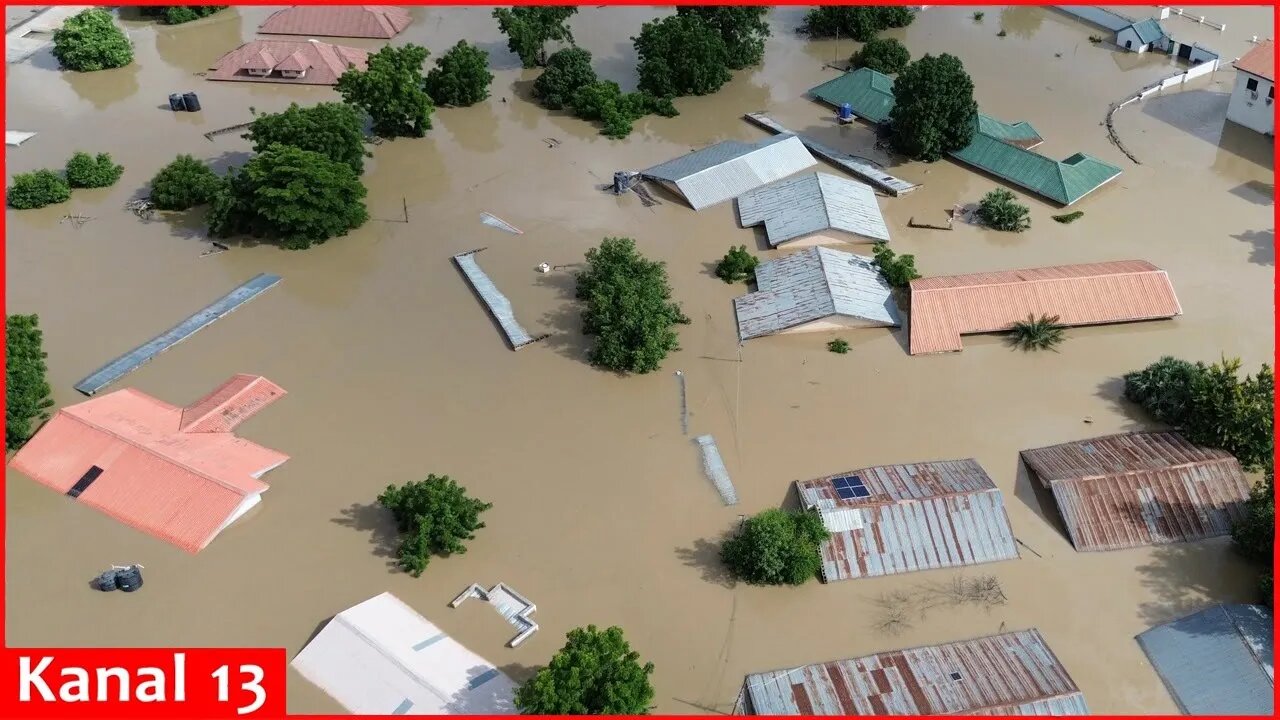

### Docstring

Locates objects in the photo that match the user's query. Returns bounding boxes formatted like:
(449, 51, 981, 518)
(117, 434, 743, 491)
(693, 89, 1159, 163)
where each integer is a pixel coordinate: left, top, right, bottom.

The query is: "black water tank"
(115, 566, 144, 593)
(95, 571, 119, 592)
(169, 93, 186, 112)
(182, 92, 201, 112)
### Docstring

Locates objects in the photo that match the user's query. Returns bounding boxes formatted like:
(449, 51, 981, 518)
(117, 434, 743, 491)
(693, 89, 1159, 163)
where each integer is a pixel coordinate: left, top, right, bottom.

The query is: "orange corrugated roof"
(258, 6, 412, 39)
(181, 374, 286, 434)
(1235, 40, 1274, 82)
(8, 377, 289, 553)
(208, 40, 368, 86)
(908, 260, 1182, 355)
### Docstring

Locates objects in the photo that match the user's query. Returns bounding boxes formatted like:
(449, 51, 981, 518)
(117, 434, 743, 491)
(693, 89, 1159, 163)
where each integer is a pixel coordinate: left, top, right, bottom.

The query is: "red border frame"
(1, 1, 1275, 717)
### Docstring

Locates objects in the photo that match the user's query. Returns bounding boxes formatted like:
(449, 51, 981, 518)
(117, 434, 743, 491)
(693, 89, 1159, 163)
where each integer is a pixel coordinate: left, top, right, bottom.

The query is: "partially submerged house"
(807, 69, 1123, 206)
(1116, 18, 1172, 53)
(641, 134, 817, 211)
(908, 259, 1182, 355)
(1227, 40, 1275, 136)
(1136, 604, 1273, 716)
(736, 171, 890, 248)
(293, 592, 518, 715)
(258, 5, 412, 39)
(796, 458, 1019, 582)
(207, 39, 369, 85)
(736, 629, 1087, 715)
(8, 375, 289, 553)
(733, 247, 900, 342)
(1020, 431, 1252, 552)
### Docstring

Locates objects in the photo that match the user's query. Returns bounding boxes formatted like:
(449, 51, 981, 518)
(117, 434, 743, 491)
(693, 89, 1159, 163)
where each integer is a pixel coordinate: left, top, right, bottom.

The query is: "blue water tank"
(838, 102, 853, 122)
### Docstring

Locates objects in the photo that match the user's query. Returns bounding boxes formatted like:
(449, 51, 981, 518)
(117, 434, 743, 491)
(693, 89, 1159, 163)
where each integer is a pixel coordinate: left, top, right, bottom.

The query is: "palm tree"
(1007, 314, 1065, 351)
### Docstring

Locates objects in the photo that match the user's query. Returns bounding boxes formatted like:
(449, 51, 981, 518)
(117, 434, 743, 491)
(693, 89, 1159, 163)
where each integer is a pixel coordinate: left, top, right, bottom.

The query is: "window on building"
(1247, 77, 1259, 92)
(1270, 86, 1275, 100)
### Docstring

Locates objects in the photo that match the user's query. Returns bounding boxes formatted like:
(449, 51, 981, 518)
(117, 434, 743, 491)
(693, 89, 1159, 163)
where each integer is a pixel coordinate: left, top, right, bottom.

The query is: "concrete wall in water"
(1227, 70, 1276, 135)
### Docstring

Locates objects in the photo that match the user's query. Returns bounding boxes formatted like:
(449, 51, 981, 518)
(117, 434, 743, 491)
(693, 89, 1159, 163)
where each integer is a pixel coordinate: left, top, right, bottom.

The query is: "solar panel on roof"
(832, 475, 871, 499)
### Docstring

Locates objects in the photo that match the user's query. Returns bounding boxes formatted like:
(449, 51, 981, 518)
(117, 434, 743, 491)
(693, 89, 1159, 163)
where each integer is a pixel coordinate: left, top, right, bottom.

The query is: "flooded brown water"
(5, 5, 1274, 714)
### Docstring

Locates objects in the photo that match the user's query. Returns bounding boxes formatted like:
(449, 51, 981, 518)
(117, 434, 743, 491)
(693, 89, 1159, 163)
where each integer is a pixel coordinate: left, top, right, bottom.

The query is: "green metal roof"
(809, 68, 897, 124)
(976, 114, 1042, 146)
(1128, 18, 1167, 45)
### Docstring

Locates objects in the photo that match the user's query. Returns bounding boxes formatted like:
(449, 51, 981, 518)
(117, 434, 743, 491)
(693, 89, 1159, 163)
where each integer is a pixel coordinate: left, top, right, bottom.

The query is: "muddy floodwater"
(5, 5, 1274, 714)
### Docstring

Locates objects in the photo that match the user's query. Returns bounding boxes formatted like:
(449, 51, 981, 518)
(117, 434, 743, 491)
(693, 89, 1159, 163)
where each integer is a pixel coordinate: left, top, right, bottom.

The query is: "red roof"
(208, 40, 368, 86)
(908, 260, 1182, 354)
(1235, 40, 1274, 82)
(259, 5, 412, 39)
(8, 375, 289, 553)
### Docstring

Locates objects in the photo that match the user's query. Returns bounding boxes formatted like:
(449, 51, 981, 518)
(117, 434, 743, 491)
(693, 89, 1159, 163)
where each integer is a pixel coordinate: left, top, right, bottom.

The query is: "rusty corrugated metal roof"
(908, 260, 1182, 354)
(259, 5, 412, 39)
(207, 40, 368, 86)
(796, 459, 1019, 581)
(740, 628, 1088, 715)
(1020, 431, 1252, 551)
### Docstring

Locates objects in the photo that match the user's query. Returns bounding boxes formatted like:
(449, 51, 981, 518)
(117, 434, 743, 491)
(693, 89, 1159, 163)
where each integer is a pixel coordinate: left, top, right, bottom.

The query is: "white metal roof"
(291, 592, 518, 715)
(737, 172, 891, 247)
(642, 134, 818, 211)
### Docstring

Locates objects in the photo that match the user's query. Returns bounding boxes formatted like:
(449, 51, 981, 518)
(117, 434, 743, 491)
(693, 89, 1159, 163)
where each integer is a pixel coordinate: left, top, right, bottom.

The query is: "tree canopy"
(675, 6, 771, 70)
(377, 474, 492, 577)
(533, 47, 596, 110)
(336, 44, 434, 138)
(720, 509, 828, 585)
(64, 151, 124, 189)
(850, 36, 910, 74)
(514, 625, 655, 715)
(6, 314, 55, 451)
(801, 6, 914, 41)
(715, 245, 759, 283)
(246, 102, 368, 174)
(208, 144, 368, 250)
(149, 155, 224, 210)
(1232, 465, 1274, 602)
(141, 6, 226, 25)
(424, 40, 494, 107)
(52, 8, 134, 72)
(634, 14, 732, 98)
(871, 242, 920, 289)
(492, 7, 577, 68)
(576, 237, 689, 374)
(976, 188, 1030, 232)
(7, 170, 71, 210)
(888, 53, 978, 161)
(570, 81, 677, 139)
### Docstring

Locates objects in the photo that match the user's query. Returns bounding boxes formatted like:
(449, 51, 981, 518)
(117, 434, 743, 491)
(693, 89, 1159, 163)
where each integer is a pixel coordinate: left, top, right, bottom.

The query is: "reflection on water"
(153, 8, 245, 75)
(1000, 6, 1045, 39)
(60, 60, 141, 110)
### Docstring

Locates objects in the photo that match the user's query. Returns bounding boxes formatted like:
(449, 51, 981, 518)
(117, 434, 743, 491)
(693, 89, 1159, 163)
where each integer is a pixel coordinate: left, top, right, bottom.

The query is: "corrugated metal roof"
(737, 172, 891, 247)
(809, 68, 898, 124)
(292, 592, 518, 715)
(741, 629, 1087, 715)
(1126, 18, 1167, 45)
(733, 247, 901, 341)
(207, 40, 368, 85)
(8, 378, 289, 553)
(642, 135, 818, 211)
(976, 114, 1043, 149)
(452, 250, 537, 350)
(1055, 6, 1133, 32)
(1235, 39, 1275, 81)
(180, 374, 286, 433)
(259, 5, 412, 39)
(1137, 604, 1273, 715)
(1020, 431, 1251, 551)
(908, 260, 1183, 355)
(796, 459, 1018, 581)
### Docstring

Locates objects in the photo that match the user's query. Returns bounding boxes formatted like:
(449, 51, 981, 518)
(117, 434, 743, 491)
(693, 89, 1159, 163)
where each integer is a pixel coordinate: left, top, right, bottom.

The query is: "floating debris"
(5, 130, 36, 146)
(675, 371, 688, 436)
(59, 214, 92, 229)
(536, 262, 550, 273)
(452, 249, 548, 351)
(199, 241, 230, 258)
(543, 137, 561, 148)
(126, 198, 156, 219)
(695, 434, 738, 505)
(480, 212, 523, 234)
(203, 121, 253, 141)
(450, 582, 539, 647)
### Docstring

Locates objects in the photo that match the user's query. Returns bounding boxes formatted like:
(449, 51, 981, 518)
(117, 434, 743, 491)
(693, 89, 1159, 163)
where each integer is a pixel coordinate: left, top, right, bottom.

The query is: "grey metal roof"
(741, 629, 1087, 715)
(452, 250, 536, 350)
(733, 247, 900, 341)
(737, 172, 891, 247)
(1136, 604, 1273, 715)
(796, 459, 1019, 581)
(642, 134, 818, 211)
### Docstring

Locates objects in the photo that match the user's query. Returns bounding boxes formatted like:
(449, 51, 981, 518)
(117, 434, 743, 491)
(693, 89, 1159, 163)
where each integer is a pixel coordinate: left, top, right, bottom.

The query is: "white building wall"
(1116, 27, 1150, 53)
(1226, 71, 1276, 135)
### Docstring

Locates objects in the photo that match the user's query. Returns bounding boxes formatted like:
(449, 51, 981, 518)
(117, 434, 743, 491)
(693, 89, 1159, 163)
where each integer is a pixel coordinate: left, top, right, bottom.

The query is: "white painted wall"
(1116, 27, 1152, 53)
(1226, 70, 1276, 135)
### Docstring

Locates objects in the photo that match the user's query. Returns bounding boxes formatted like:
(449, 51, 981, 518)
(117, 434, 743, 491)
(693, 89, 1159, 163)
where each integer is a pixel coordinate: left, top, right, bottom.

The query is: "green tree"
(377, 474, 492, 577)
(6, 314, 55, 451)
(715, 245, 759, 283)
(675, 6, 771, 70)
(208, 144, 369, 250)
(570, 81, 677, 139)
(871, 242, 920, 289)
(977, 188, 1031, 232)
(336, 44, 434, 138)
(888, 53, 978, 162)
(492, 7, 577, 68)
(1232, 463, 1274, 603)
(424, 40, 494, 107)
(51, 8, 133, 72)
(721, 509, 829, 585)
(533, 47, 597, 111)
(149, 155, 224, 210)
(246, 102, 368, 175)
(634, 14, 732, 98)
(827, 338, 851, 354)
(64, 151, 124, 189)
(801, 6, 914, 41)
(850, 37, 910, 74)
(576, 237, 690, 374)
(1007, 314, 1065, 351)
(7, 170, 71, 210)
(514, 625, 655, 715)
(140, 6, 226, 24)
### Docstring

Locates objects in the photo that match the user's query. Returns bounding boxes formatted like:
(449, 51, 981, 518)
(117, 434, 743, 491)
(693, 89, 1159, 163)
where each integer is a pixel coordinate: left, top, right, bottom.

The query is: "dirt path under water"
(5, 5, 1274, 715)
